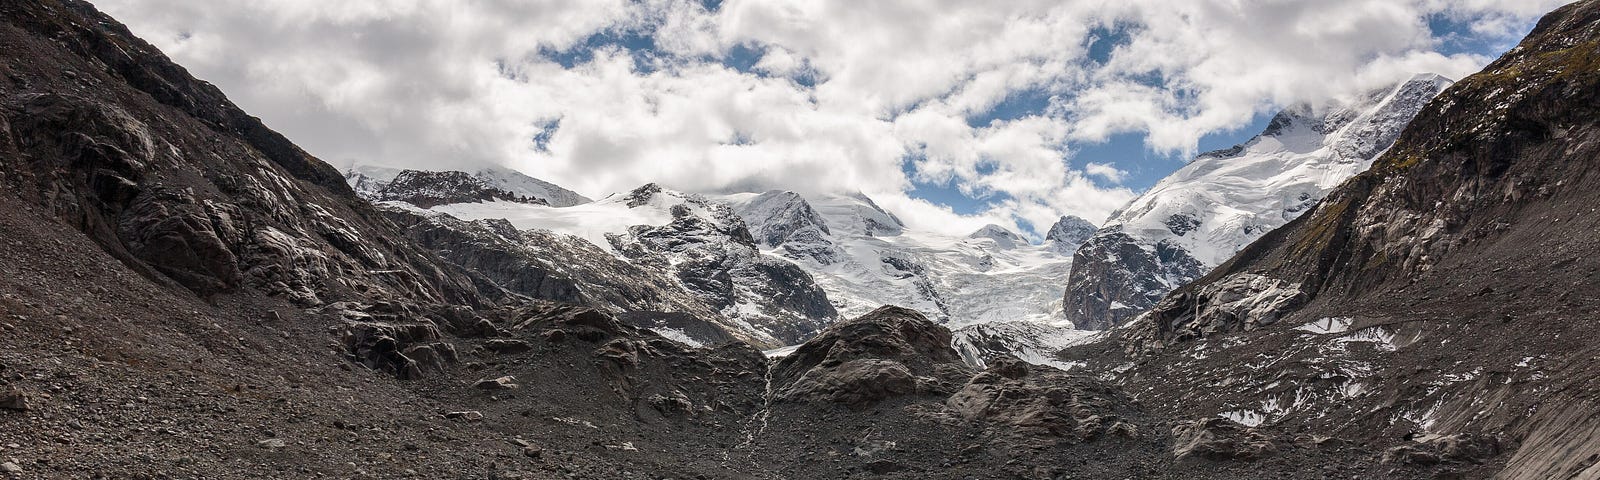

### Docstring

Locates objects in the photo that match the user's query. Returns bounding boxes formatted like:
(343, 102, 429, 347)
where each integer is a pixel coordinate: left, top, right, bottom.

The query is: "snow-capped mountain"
(406, 184, 839, 347)
(1044, 215, 1097, 253)
(724, 191, 1098, 333)
(342, 164, 592, 208)
(375, 202, 759, 347)
(1062, 73, 1453, 330)
(344, 165, 1101, 352)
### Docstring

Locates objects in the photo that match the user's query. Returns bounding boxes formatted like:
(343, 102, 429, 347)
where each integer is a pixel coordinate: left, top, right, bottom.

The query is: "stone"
(444, 411, 484, 421)
(1382, 433, 1504, 465)
(772, 306, 971, 409)
(474, 376, 519, 390)
(0, 387, 28, 411)
(256, 438, 287, 449)
(781, 359, 917, 409)
(0, 461, 20, 474)
(1171, 418, 1278, 461)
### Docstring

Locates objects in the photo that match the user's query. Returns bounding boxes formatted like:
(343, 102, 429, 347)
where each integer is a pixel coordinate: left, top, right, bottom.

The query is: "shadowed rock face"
(1065, 231, 1204, 330)
(0, 2, 488, 308)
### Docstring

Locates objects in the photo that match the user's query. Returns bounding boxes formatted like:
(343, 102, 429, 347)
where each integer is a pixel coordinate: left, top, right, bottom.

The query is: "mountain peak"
(342, 163, 589, 207)
(968, 224, 1025, 249)
(471, 165, 591, 207)
(1044, 216, 1097, 250)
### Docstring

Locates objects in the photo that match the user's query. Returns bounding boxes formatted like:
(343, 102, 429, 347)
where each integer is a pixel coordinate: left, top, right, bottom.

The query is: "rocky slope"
(1064, 73, 1452, 330)
(1070, 1, 1600, 478)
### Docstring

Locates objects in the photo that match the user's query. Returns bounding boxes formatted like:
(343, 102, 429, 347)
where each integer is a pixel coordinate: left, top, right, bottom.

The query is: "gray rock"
(473, 376, 519, 390)
(444, 411, 484, 421)
(0, 387, 27, 411)
(772, 306, 971, 409)
(256, 438, 287, 449)
(1171, 418, 1278, 461)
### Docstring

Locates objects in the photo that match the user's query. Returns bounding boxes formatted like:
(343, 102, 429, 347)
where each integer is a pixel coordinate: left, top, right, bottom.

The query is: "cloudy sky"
(94, 0, 1566, 238)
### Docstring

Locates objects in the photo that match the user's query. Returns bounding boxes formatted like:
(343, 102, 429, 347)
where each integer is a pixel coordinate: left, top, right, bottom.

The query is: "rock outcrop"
(771, 306, 968, 408)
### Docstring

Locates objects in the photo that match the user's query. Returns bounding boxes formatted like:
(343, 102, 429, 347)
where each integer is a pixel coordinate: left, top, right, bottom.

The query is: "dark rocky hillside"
(1071, 1, 1600, 478)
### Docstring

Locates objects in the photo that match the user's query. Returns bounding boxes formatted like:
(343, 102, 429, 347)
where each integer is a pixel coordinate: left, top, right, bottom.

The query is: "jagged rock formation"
(1071, 2, 1600, 478)
(604, 185, 840, 346)
(378, 204, 771, 346)
(0, 0, 491, 310)
(1063, 74, 1452, 330)
(344, 163, 591, 207)
(372, 169, 544, 209)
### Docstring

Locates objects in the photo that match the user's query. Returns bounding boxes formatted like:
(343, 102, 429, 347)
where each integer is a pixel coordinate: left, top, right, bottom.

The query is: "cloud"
(1084, 163, 1128, 184)
(92, 0, 1562, 236)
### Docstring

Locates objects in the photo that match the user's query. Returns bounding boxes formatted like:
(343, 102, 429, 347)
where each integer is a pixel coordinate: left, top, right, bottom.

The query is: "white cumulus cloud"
(91, 0, 1566, 235)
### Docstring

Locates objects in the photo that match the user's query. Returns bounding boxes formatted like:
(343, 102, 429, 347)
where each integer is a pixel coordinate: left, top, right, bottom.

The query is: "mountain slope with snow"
(403, 184, 839, 346)
(725, 191, 1097, 334)
(1063, 73, 1453, 330)
(342, 164, 591, 207)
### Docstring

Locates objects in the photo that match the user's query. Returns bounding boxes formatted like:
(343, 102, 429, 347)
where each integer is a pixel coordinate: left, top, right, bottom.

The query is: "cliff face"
(0, 1, 493, 308)
(1077, 2, 1600, 478)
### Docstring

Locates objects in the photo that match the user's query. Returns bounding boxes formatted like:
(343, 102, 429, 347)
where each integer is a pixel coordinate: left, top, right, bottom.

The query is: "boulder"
(0, 387, 27, 411)
(772, 306, 970, 408)
(946, 357, 1141, 444)
(474, 376, 519, 390)
(1171, 418, 1279, 461)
